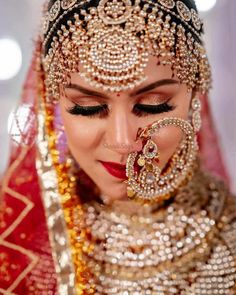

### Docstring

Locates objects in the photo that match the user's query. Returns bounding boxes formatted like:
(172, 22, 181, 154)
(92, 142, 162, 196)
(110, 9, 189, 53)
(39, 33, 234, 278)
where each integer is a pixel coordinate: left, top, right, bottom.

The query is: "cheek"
(60, 109, 100, 162)
(153, 126, 183, 169)
(156, 92, 191, 166)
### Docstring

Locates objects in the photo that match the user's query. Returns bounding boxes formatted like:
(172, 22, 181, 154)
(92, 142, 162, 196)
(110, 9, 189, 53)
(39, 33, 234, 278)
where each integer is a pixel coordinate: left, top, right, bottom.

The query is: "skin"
(59, 55, 194, 204)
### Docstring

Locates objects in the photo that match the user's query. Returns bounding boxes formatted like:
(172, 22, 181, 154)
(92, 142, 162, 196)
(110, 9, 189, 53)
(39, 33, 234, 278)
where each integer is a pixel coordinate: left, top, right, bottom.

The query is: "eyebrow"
(65, 79, 179, 98)
(65, 83, 109, 99)
(132, 79, 179, 96)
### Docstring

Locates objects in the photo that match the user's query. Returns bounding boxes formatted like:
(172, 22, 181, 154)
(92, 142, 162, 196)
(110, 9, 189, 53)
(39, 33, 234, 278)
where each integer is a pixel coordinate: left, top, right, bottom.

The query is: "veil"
(0, 40, 230, 293)
(198, 93, 230, 183)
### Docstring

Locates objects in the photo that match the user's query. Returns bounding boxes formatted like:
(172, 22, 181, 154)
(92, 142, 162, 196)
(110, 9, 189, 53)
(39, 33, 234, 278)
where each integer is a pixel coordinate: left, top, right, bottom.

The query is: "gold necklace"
(77, 170, 236, 294)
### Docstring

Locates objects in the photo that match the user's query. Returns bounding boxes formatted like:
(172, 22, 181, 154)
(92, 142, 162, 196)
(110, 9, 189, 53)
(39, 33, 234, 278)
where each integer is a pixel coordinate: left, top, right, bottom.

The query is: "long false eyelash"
(66, 104, 108, 118)
(133, 102, 176, 117)
(66, 102, 175, 118)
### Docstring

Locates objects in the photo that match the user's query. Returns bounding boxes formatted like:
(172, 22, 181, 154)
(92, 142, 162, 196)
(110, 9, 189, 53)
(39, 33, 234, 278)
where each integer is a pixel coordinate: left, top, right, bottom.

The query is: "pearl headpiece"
(41, 0, 211, 100)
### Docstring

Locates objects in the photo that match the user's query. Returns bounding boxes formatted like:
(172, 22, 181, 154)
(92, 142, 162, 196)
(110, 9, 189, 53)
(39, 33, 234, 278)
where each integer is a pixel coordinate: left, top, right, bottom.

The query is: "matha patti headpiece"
(41, 0, 211, 100)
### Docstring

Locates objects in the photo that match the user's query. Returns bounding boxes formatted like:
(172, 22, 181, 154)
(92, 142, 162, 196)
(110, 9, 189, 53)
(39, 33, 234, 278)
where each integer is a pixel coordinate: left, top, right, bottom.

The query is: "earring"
(126, 117, 198, 203)
(191, 97, 202, 132)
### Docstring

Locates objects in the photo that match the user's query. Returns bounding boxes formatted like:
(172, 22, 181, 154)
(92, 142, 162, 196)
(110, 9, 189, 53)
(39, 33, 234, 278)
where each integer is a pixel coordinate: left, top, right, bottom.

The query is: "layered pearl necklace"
(72, 170, 236, 294)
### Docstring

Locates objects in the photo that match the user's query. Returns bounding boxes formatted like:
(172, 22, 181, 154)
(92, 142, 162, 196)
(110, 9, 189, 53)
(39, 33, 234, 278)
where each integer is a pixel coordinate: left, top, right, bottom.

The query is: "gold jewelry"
(36, 51, 236, 294)
(191, 97, 202, 132)
(81, 171, 236, 294)
(126, 117, 198, 202)
(41, 0, 211, 101)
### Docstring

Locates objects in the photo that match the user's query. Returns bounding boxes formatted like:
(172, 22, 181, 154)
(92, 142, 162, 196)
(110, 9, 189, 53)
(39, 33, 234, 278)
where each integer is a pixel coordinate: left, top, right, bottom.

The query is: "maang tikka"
(42, 0, 212, 101)
(125, 116, 199, 203)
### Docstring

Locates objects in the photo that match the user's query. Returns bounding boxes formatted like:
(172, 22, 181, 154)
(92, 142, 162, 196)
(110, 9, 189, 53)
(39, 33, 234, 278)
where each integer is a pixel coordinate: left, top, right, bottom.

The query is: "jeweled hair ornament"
(41, 0, 212, 101)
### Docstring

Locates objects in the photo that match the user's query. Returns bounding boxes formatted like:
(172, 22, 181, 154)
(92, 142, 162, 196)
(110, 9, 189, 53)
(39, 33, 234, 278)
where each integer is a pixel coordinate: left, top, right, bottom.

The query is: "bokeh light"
(0, 38, 22, 80)
(195, 0, 217, 12)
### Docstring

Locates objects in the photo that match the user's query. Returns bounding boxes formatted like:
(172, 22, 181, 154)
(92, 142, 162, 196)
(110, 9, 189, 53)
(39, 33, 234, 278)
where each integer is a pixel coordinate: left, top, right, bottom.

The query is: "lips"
(99, 160, 140, 180)
(99, 161, 127, 180)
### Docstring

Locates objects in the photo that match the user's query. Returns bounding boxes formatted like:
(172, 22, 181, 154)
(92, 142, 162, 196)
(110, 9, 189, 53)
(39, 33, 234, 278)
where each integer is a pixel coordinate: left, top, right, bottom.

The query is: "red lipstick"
(99, 161, 127, 180)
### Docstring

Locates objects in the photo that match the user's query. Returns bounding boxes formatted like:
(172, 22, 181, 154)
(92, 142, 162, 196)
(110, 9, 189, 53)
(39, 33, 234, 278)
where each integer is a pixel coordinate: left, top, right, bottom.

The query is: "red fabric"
(0, 50, 57, 293)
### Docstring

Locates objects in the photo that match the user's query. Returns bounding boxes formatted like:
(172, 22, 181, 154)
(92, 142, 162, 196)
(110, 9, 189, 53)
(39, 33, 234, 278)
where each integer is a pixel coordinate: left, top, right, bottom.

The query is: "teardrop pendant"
(143, 139, 158, 159)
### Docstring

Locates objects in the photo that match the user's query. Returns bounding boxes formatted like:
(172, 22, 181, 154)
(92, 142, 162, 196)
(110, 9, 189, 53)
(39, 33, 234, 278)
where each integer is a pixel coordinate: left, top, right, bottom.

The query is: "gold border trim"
(36, 105, 76, 294)
(0, 288, 17, 295)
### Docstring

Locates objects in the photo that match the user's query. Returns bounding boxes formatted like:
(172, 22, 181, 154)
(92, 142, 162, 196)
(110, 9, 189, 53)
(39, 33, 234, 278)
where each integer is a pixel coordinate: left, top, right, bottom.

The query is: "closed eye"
(66, 101, 176, 118)
(66, 103, 108, 118)
(133, 102, 175, 117)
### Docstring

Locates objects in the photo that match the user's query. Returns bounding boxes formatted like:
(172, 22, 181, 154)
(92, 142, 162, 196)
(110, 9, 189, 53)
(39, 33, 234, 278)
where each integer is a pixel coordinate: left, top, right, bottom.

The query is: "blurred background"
(0, 0, 236, 193)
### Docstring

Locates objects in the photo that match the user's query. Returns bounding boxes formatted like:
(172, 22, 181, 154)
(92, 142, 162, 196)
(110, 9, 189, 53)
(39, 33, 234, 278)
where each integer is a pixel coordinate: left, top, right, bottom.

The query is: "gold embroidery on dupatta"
(0, 146, 38, 293)
(36, 60, 95, 293)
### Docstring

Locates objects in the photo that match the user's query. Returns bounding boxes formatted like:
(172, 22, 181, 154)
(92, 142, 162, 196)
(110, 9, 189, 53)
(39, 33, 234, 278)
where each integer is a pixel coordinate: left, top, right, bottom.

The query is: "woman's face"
(59, 55, 192, 204)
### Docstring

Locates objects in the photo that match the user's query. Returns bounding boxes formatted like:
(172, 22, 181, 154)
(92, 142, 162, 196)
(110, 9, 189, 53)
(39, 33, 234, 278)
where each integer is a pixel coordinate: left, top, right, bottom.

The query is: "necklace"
(73, 170, 236, 294)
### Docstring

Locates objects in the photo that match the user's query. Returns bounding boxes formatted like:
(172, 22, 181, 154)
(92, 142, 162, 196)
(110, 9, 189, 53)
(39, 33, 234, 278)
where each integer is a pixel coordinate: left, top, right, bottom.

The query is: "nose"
(104, 108, 142, 156)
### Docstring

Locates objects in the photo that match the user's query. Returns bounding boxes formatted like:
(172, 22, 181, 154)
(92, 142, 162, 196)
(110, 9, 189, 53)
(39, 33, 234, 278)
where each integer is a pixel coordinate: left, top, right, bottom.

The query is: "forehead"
(71, 55, 178, 96)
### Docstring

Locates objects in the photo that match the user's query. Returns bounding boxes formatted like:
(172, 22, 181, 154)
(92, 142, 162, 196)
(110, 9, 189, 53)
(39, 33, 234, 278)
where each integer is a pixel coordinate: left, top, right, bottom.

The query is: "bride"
(1, 0, 236, 294)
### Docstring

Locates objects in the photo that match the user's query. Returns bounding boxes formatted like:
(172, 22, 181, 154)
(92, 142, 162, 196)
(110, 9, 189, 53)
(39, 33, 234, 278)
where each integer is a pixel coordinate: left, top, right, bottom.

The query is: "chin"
(104, 196, 128, 205)
(100, 190, 128, 204)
